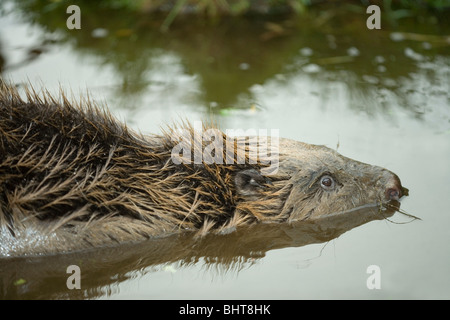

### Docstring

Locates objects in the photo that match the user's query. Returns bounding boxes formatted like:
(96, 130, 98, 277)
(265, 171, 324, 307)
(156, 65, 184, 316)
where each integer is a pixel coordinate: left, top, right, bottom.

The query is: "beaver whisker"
(378, 202, 421, 224)
(389, 206, 421, 222)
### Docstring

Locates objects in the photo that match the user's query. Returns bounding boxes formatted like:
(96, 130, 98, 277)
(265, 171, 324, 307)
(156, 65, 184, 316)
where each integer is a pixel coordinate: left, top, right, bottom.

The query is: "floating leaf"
(14, 278, 27, 286)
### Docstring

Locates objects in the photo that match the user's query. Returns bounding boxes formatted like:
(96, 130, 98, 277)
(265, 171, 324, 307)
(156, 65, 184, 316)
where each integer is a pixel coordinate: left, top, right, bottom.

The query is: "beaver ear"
(235, 169, 271, 196)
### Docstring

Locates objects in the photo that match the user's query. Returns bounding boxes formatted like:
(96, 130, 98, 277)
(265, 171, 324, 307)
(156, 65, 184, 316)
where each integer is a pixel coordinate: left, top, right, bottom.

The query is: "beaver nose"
(385, 174, 404, 201)
(386, 187, 400, 200)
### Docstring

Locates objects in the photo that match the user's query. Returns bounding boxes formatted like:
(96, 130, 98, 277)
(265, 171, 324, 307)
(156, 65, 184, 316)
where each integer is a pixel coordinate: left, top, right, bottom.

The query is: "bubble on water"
(422, 42, 432, 50)
(299, 47, 313, 56)
(347, 47, 360, 57)
(377, 65, 387, 73)
(362, 75, 379, 84)
(239, 63, 250, 71)
(302, 64, 321, 73)
(209, 101, 218, 108)
(374, 55, 385, 64)
(404, 47, 424, 61)
(390, 32, 405, 42)
(91, 28, 109, 38)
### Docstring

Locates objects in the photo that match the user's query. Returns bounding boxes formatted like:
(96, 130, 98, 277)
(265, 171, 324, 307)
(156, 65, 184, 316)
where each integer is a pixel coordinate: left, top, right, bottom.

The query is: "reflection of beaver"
(0, 81, 408, 257)
(0, 205, 397, 299)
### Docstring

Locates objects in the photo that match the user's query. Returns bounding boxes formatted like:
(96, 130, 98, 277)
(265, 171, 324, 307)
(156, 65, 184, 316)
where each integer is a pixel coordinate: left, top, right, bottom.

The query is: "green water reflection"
(3, 0, 448, 111)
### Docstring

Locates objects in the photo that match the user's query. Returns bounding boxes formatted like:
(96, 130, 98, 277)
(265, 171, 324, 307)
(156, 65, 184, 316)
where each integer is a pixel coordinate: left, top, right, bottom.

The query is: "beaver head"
(232, 138, 408, 225)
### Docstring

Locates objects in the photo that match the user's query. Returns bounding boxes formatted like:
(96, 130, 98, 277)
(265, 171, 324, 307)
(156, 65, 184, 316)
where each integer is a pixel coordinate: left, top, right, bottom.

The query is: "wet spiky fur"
(0, 82, 293, 255)
(0, 81, 407, 257)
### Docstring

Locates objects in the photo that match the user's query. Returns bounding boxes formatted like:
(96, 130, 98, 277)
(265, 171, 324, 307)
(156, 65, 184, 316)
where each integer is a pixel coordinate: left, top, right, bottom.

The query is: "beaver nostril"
(386, 187, 400, 201)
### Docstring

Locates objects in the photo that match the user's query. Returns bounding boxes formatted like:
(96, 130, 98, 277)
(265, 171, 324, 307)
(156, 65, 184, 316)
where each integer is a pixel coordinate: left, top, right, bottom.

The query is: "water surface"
(0, 1, 449, 299)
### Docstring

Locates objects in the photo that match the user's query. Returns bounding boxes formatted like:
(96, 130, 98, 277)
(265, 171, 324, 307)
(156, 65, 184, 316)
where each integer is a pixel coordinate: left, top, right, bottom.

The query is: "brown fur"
(0, 81, 407, 257)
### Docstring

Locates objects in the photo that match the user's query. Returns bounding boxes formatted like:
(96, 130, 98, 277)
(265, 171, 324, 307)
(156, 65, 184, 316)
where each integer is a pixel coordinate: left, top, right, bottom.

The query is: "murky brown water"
(0, 1, 449, 299)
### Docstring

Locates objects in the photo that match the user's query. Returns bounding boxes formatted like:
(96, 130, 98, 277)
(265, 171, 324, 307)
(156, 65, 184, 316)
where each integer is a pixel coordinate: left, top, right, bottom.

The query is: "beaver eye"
(320, 175, 335, 190)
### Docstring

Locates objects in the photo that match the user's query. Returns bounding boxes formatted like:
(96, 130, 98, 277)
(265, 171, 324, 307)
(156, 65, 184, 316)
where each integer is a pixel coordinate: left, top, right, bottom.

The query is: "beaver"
(0, 81, 408, 257)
